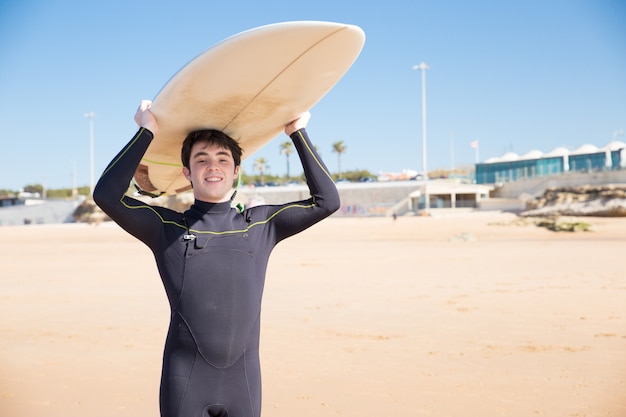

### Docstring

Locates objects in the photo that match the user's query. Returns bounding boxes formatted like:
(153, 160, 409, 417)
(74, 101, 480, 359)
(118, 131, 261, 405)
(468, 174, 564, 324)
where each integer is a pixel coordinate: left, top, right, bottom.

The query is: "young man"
(94, 100, 340, 417)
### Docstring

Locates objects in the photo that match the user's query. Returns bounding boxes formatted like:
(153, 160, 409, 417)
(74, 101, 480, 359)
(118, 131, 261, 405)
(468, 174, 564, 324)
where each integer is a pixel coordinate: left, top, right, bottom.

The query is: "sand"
(1, 212, 624, 417)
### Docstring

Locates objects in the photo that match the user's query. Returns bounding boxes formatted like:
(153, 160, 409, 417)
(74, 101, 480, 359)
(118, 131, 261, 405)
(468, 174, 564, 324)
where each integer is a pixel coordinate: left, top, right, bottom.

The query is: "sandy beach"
(1, 212, 624, 417)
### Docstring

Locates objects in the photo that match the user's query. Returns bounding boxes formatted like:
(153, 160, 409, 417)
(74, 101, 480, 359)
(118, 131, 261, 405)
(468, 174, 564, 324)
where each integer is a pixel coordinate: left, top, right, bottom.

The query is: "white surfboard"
(134, 21, 365, 195)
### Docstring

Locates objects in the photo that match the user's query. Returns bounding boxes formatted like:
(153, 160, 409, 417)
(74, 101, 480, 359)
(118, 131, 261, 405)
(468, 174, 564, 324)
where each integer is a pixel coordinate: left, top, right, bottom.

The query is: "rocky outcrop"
(73, 200, 109, 224)
(521, 184, 626, 217)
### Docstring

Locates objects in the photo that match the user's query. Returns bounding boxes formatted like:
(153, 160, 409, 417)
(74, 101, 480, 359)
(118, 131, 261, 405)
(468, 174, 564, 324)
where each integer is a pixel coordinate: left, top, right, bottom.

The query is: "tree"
(332, 141, 347, 179)
(23, 184, 44, 195)
(254, 157, 269, 185)
(279, 141, 294, 179)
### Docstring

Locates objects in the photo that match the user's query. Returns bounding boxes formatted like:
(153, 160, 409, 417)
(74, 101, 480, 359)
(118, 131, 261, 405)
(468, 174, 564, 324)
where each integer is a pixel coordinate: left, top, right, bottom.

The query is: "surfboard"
(134, 21, 365, 196)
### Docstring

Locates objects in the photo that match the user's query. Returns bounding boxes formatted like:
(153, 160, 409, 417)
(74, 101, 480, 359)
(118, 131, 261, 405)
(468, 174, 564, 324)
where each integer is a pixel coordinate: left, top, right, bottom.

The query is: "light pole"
(412, 62, 429, 179)
(84, 111, 96, 196)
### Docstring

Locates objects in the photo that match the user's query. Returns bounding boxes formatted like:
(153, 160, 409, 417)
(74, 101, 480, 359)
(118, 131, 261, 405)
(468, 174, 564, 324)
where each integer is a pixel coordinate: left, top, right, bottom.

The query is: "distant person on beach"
(94, 100, 340, 417)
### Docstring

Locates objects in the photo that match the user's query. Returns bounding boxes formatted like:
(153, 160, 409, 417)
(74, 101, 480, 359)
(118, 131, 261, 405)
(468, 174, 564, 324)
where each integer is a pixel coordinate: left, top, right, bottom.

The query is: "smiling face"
(182, 141, 240, 203)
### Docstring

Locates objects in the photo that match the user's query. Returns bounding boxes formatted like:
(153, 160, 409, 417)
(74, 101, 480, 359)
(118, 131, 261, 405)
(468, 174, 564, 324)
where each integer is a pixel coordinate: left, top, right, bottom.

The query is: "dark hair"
(181, 129, 243, 170)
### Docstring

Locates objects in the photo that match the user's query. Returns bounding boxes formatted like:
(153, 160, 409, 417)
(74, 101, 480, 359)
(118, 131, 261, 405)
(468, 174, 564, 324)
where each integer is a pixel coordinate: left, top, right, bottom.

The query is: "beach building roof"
(499, 152, 519, 162)
(571, 144, 599, 154)
(480, 141, 625, 165)
(544, 146, 569, 157)
(520, 150, 543, 160)
(604, 141, 626, 151)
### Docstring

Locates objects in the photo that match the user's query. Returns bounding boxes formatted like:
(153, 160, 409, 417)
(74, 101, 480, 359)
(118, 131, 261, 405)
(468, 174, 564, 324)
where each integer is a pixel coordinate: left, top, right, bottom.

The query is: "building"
(408, 182, 493, 211)
(475, 141, 626, 184)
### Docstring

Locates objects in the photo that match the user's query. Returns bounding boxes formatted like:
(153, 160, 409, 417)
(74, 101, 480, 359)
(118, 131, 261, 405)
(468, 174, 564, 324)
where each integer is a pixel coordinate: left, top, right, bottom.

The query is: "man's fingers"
(139, 99, 152, 111)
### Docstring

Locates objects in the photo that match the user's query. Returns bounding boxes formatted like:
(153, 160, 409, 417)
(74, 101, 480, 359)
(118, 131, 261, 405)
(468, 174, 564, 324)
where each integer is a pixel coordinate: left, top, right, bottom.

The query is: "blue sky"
(1, 0, 625, 190)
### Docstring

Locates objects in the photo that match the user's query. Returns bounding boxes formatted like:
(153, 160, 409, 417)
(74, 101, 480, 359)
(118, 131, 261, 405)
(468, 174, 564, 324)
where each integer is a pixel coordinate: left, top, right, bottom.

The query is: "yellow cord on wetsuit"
(232, 169, 244, 213)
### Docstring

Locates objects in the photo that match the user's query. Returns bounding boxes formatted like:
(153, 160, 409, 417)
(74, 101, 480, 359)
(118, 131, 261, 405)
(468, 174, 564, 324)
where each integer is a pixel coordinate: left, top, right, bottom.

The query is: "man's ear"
(183, 166, 191, 182)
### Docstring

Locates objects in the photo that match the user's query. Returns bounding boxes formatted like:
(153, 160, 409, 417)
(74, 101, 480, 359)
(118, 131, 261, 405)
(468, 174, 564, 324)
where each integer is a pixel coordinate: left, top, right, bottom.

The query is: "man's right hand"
(134, 100, 159, 135)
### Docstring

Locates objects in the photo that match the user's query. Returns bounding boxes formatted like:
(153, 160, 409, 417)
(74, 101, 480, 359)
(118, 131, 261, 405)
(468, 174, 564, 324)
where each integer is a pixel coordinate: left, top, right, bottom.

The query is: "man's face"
(182, 141, 239, 203)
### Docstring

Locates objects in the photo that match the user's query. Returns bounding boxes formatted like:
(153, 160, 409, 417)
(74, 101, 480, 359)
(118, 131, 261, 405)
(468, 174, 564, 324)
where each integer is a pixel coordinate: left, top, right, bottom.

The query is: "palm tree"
(279, 141, 294, 180)
(332, 141, 347, 179)
(254, 157, 269, 185)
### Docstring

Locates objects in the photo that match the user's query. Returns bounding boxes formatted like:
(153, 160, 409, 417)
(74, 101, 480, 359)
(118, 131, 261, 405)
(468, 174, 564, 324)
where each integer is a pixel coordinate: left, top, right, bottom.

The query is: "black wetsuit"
(94, 127, 339, 417)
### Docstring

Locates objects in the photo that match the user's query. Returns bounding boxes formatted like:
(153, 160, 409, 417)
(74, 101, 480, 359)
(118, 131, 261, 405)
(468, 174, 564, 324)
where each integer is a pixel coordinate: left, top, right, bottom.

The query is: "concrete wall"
(238, 171, 626, 217)
(493, 170, 626, 199)
(0, 200, 79, 226)
(237, 181, 422, 217)
(5, 170, 624, 226)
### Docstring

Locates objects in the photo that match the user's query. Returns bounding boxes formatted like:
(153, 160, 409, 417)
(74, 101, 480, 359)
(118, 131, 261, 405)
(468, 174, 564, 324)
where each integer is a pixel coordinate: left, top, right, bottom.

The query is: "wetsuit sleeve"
(270, 128, 340, 240)
(93, 128, 167, 246)
(293, 128, 340, 212)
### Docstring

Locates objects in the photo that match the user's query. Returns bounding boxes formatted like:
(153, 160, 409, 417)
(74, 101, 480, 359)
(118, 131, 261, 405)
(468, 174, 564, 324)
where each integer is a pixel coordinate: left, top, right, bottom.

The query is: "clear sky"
(1, 0, 625, 190)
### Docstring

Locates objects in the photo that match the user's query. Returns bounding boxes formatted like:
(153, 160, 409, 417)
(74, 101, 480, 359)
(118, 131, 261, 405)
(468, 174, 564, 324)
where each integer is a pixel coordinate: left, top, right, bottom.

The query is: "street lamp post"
(84, 112, 96, 196)
(412, 62, 429, 179)
(413, 62, 429, 211)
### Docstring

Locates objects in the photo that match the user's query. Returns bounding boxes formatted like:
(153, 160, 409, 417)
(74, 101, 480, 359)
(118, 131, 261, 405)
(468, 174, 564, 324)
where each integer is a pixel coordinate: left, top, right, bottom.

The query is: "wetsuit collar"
(191, 199, 232, 214)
